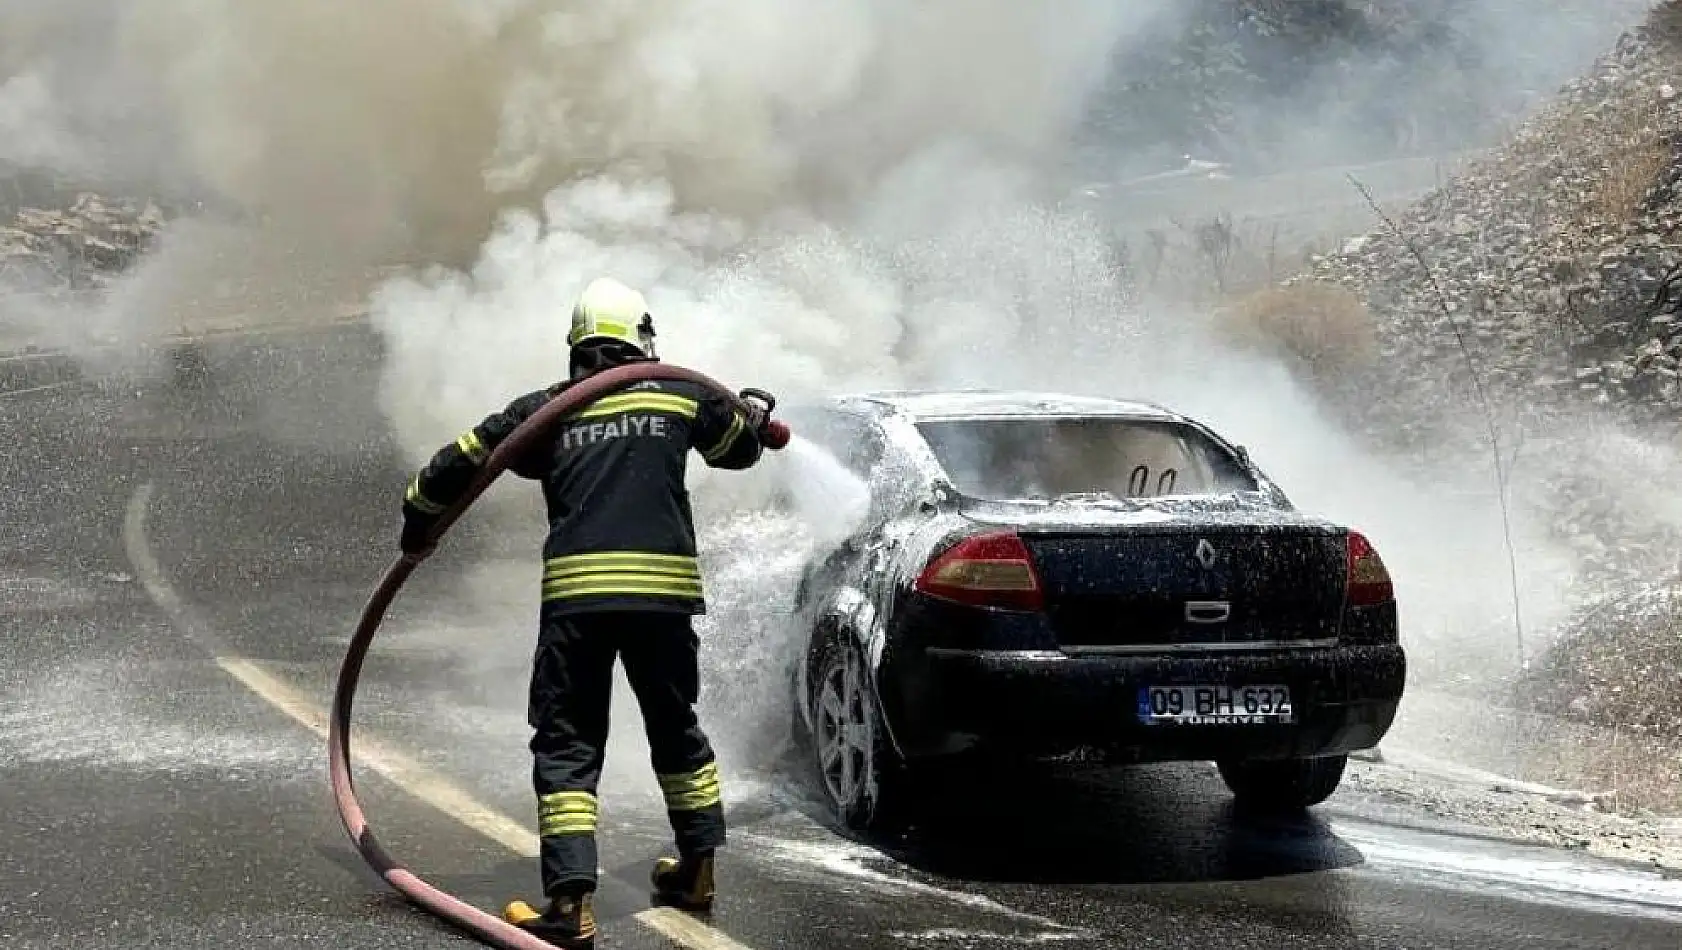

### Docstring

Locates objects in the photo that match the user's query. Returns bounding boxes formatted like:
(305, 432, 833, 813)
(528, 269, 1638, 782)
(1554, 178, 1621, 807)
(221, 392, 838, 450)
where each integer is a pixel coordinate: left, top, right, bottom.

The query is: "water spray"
(328, 361, 789, 950)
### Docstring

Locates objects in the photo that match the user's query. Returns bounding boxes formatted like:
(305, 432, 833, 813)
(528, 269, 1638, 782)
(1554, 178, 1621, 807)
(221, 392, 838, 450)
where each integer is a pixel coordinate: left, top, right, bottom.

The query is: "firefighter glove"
(400, 516, 437, 561)
(743, 404, 769, 437)
(737, 388, 776, 437)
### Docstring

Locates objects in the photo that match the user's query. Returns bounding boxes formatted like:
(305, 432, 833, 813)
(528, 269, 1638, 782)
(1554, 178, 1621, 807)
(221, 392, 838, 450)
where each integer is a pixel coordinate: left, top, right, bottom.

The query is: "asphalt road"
(5, 325, 1682, 950)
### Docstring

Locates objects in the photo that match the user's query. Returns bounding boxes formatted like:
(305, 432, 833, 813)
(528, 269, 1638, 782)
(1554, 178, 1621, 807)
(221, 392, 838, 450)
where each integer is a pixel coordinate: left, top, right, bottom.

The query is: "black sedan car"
(782, 390, 1406, 833)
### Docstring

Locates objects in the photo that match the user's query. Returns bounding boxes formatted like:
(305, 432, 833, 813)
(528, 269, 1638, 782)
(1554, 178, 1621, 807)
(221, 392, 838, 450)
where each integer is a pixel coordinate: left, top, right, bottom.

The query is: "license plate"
(1137, 685, 1294, 725)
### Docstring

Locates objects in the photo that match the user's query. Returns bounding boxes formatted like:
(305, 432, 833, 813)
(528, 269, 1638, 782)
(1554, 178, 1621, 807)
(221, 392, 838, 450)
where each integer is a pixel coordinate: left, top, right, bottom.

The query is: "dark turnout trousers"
(528, 609, 725, 897)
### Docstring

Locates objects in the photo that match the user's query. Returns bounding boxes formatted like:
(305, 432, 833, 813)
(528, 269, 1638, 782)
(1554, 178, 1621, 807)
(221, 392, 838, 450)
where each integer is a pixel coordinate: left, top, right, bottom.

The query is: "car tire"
(808, 632, 914, 835)
(1216, 754, 1347, 812)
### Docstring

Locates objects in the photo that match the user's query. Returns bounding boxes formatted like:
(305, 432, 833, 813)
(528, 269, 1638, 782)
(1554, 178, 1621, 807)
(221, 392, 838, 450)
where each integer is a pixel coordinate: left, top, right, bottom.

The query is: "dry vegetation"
(1524, 589, 1682, 740)
(1384, 686, 1682, 817)
(1494, 6, 1682, 251)
(1591, 125, 1676, 223)
(1650, 0, 1682, 48)
(1124, 215, 1344, 302)
(1214, 280, 1378, 380)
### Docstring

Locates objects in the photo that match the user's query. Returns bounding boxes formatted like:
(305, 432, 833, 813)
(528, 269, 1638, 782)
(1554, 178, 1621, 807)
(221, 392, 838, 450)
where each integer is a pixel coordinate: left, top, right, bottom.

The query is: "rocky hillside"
(1, 192, 163, 291)
(1291, 3, 1682, 736)
(1310, 13, 1682, 428)
(1300, 7, 1682, 526)
(1081, 0, 1649, 176)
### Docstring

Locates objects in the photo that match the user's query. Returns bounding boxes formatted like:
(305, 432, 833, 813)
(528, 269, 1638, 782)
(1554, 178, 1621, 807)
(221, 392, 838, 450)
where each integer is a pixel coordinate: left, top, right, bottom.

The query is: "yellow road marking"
(636, 907, 754, 950)
(217, 656, 544, 857)
(124, 483, 754, 950)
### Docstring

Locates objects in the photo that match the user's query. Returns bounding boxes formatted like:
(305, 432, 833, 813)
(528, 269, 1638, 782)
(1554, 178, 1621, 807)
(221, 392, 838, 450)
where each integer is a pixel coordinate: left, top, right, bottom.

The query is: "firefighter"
(396, 276, 774, 949)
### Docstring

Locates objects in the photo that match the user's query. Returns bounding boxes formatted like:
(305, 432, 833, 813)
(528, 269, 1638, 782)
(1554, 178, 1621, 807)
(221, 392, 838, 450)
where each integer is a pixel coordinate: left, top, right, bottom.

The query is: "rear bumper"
(886, 643, 1405, 763)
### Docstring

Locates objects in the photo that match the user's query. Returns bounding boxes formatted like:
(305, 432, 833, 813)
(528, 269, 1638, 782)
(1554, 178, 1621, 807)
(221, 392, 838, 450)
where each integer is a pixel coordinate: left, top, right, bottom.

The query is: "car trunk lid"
(957, 498, 1348, 650)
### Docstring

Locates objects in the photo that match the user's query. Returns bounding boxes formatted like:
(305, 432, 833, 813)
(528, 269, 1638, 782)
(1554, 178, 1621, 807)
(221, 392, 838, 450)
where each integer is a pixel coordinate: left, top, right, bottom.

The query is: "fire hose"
(328, 362, 791, 950)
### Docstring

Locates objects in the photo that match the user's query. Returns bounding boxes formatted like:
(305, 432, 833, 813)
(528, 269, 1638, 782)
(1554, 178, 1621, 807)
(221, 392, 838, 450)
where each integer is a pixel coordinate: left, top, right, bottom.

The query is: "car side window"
(843, 420, 886, 477)
(795, 409, 884, 478)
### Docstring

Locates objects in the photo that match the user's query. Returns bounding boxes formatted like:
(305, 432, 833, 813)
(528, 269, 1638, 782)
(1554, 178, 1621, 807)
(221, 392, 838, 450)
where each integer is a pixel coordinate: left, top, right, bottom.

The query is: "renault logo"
(1194, 538, 1218, 570)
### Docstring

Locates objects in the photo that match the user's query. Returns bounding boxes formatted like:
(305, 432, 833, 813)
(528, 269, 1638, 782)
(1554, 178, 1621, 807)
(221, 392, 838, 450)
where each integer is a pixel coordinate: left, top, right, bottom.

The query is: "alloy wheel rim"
(816, 648, 871, 809)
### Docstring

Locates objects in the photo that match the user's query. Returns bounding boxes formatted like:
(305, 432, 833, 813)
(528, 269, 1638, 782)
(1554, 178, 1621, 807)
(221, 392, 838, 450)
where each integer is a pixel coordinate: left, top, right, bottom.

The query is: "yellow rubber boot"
(651, 853, 715, 912)
(502, 893, 596, 949)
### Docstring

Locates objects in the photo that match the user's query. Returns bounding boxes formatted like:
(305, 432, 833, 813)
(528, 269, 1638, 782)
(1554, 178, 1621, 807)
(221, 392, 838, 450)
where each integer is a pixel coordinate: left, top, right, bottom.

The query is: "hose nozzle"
(738, 387, 791, 450)
(761, 419, 792, 450)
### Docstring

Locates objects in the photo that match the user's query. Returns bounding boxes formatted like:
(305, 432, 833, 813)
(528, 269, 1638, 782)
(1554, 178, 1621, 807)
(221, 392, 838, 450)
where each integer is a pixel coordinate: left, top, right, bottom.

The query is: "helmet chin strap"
(637, 313, 657, 359)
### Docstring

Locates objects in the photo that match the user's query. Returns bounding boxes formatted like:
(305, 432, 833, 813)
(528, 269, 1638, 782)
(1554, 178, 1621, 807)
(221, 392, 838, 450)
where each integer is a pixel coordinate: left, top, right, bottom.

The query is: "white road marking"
(891, 929, 1087, 945)
(1, 310, 372, 364)
(123, 484, 189, 621)
(734, 829, 1093, 937)
(1337, 821, 1682, 922)
(0, 379, 80, 399)
(123, 482, 754, 950)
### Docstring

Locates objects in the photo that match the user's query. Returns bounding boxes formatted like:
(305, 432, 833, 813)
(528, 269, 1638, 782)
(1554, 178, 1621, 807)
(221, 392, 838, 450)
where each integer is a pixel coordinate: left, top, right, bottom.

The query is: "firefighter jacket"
(400, 368, 766, 616)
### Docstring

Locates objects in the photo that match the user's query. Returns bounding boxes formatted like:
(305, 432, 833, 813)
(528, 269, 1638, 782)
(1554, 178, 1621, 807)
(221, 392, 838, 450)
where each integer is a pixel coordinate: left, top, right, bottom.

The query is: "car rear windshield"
(915, 417, 1258, 501)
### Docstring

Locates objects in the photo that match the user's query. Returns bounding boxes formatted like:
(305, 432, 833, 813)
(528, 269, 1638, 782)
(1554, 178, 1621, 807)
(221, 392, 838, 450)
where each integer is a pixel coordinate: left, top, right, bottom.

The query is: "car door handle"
(1185, 600, 1231, 624)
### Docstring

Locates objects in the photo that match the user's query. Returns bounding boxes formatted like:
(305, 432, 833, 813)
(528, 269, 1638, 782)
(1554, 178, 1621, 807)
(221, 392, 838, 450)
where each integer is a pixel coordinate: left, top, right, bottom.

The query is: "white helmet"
(568, 277, 656, 357)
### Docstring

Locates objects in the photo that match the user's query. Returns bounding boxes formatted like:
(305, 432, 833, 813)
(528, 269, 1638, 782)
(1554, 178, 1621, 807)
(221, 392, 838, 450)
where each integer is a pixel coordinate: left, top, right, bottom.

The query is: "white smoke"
(342, 1, 1162, 452)
(0, 73, 81, 172)
(341, 0, 1172, 771)
(3, 1, 1671, 784)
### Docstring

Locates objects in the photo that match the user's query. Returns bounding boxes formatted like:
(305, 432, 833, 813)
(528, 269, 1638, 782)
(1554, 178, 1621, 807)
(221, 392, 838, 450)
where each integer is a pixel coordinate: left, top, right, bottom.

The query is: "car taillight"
(1346, 530, 1394, 607)
(915, 531, 1045, 612)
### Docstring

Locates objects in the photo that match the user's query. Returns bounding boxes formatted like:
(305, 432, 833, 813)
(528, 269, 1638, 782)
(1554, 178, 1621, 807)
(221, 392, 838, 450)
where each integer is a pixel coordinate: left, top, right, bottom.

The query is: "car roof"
(829, 389, 1184, 422)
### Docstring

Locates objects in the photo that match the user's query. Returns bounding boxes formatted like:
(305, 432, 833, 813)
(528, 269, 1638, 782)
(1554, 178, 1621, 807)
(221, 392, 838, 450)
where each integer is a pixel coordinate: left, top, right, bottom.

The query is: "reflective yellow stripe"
(541, 552, 704, 600)
(657, 761, 717, 792)
(544, 575, 703, 588)
(548, 568, 699, 581)
(701, 410, 747, 462)
(544, 559, 700, 580)
(575, 393, 698, 420)
(404, 475, 445, 515)
(543, 588, 703, 602)
(569, 319, 633, 345)
(543, 553, 699, 577)
(657, 762, 722, 812)
(540, 813, 596, 835)
(538, 791, 598, 836)
(546, 551, 698, 566)
(455, 430, 488, 464)
(542, 576, 705, 600)
(541, 588, 703, 602)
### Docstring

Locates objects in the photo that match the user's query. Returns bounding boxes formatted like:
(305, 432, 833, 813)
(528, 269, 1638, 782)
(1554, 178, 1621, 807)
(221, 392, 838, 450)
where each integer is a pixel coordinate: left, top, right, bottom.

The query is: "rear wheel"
(1217, 754, 1347, 812)
(810, 634, 914, 835)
